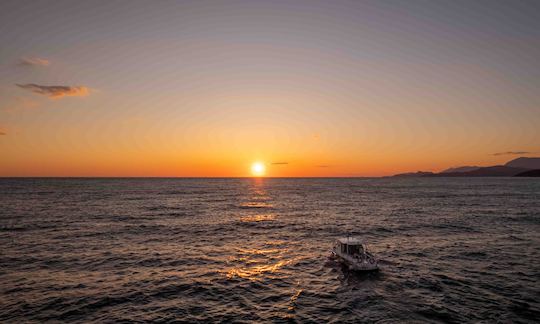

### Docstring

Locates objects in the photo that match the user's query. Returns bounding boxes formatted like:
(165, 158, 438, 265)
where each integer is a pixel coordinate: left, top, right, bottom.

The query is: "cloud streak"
(492, 151, 532, 156)
(16, 84, 90, 99)
(18, 57, 50, 67)
(271, 162, 289, 165)
(0, 131, 6, 135)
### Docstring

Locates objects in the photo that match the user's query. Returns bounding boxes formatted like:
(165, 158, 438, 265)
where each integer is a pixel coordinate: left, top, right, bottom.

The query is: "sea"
(1, 178, 539, 323)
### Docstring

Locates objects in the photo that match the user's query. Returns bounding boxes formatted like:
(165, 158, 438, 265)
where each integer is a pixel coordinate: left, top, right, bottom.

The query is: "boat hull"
(332, 250, 379, 272)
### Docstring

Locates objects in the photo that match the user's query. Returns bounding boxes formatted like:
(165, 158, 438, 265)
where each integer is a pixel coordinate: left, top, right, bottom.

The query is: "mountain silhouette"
(392, 157, 540, 177)
(505, 157, 540, 169)
(441, 166, 480, 173)
(514, 169, 540, 177)
(430, 166, 528, 177)
(392, 171, 434, 177)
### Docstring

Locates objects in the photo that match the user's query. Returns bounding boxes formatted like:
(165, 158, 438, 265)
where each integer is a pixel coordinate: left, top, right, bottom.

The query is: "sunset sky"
(1, 0, 539, 177)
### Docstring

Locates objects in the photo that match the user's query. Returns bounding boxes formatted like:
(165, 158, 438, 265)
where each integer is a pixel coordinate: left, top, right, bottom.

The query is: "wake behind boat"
(331, 237, 379, 271)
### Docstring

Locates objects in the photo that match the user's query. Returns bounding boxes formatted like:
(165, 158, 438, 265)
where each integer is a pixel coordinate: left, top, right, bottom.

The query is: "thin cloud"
(315, 165, 331, 168)
(16, 84, 90, 99)
(271, 162, 289, 165)
(18, 57, 50, 67)
(492, 151, 532, 156)
(0, 131, 6, 135)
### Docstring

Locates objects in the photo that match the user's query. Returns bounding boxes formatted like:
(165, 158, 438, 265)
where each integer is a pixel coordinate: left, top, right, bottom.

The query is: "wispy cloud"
(16, 84, 89, 99)
(492, 151, 532, 156)
(18, 57, 50, 67)
(0, 131, 6, 135)
(315, 165, 331, 168)
(271, 162, 289, 165)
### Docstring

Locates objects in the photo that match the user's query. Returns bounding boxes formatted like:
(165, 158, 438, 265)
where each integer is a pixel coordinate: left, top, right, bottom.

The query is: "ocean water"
(1, 178, 539, 323)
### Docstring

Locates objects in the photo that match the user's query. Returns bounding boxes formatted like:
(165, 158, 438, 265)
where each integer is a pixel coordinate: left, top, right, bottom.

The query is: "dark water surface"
(1, 178, 539, 322)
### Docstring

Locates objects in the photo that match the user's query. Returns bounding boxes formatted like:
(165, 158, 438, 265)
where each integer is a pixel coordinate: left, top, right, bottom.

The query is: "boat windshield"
(347, 244, 364, 255)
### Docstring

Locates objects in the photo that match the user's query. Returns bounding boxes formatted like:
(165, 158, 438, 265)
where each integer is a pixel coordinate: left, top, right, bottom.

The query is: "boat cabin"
(335, 237, 368, 256)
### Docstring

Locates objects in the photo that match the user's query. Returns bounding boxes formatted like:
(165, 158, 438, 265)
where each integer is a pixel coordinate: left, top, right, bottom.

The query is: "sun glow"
(251, 162, 266, 177)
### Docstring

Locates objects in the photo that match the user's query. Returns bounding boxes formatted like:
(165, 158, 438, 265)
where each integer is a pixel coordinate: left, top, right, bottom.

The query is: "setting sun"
(251, 162, 266, 177)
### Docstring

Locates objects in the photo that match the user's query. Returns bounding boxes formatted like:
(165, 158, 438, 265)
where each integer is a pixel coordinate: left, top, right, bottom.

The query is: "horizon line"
(0, 176, 381, 179)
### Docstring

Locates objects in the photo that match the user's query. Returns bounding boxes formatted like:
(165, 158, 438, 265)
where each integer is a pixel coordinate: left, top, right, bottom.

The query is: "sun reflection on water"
(225, 259, 291, 280)
(223, 240, 294, 281)
(239, 214, 276, 222)
(288, 288, 303, 311)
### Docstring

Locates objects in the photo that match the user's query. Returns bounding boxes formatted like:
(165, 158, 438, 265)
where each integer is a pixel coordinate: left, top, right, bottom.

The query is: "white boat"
(331, 237, 379, 271)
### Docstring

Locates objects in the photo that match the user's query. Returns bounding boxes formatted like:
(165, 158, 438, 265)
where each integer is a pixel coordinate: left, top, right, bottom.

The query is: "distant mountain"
(392, 171, 434, 177)
(391, 156, 540, 178)
(430, 166, 528, 177)
(505, 157, 540, 170)
(441, 166, 480, 173)
(514, 169, 540, 177)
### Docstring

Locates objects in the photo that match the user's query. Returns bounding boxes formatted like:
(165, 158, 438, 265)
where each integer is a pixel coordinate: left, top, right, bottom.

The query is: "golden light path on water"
(220, 178, 304, 315)
(224, 184, 289, 281)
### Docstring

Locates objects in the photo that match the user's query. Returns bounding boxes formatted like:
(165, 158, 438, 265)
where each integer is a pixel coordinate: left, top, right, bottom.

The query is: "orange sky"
(1, 1, 539, 177)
